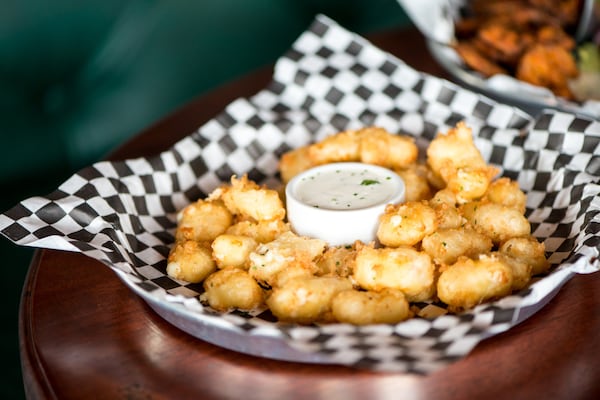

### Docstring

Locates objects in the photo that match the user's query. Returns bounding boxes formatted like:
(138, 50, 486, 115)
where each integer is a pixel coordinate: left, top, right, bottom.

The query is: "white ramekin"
(285, 162, 405, 246)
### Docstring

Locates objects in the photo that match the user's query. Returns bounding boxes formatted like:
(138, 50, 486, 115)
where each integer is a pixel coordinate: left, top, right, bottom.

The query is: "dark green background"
(0, 1, 410, 397)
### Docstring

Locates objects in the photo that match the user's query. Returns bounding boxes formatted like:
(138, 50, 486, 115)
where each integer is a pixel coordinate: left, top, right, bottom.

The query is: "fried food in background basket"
(453, 0, 590, 100)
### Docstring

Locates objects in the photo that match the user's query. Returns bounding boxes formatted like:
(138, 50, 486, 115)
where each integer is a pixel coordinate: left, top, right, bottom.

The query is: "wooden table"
(19, 26, 600, 400)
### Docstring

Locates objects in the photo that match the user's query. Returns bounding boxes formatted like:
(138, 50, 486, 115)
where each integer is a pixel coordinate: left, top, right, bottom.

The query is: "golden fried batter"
(279, 126, 418, 183)
(516, 44, 579, 100)
(316, 245, 356, 278)
(437, 254, 514, 311)
(331, 288, 412, 325)
(483, 177, 527, 213)
(460, 201, 531, 244)
(266, 275, 353, 324)
(167, 122, 549, 324)
(358, 127, 419, 170)
(212, 174, 286, 222)
(201, 267, 265, 311)
(528, 0, 581, 26)
(500, 235, 550, 276)
(426, 122, 490, 180)
(211, 234, 258, 269)
(225, 219, 289, 243)
(167, 240, 216, 283)
(477, 22, 526, 65)
(426, 122, 499, 203)
(422, 227, 493, 266)
(175, 199, 232, 242)
(377, 201, 438, 247)
(453, 0, 583, 99)
(394, 163, 434, 202)
(248, 231, 326, 287)
(353, 244, 435, 302)
(536, 25, 576, 50)
(454, 41, 507, 77)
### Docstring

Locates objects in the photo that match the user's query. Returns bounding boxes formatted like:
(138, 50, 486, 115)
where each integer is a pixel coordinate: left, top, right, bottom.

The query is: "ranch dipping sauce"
(294, 164, 399, 210)
(285, 162, 405, 246)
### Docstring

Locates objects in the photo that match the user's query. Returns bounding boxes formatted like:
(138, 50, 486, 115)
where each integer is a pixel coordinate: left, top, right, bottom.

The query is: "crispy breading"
(201, 267, 265, 311)
(437, 254, 514, 311)
(377, 201, 438, 247)
(167, 122, 550, 324)
(353, 243, 436, 302)
(167, 240, 216, 283)
(452, 0, 582, 99)
(211, 234, 258, 269)
(278, 126, 418, 183)
(217, 174, 286, 222)
(460, 201, 531, 245)
(331, 288, 412, 325)
(422, 227, 493, 266)
(175, 199, 232, 242)
(248, 231, 326, 287)
(266, 276, 353, 324)
(516, 44, 579, 100)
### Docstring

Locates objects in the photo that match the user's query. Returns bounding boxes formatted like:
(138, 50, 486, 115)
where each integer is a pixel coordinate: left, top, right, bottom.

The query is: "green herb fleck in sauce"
(360, 179, 380, 186)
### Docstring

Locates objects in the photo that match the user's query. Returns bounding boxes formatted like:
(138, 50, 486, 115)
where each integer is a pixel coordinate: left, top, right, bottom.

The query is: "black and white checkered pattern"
(1, 15, 599, 374)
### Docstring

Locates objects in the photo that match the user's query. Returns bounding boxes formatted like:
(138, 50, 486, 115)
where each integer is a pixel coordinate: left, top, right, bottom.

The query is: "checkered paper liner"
(1, 15, 599, 374)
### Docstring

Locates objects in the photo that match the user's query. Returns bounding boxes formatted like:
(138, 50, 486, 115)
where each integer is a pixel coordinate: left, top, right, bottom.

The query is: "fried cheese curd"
(279, 126, 418, 183)
(167, 123, 549, 324)
(426, 122, 499, 202)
